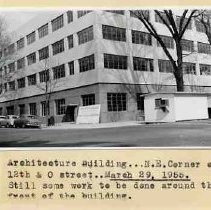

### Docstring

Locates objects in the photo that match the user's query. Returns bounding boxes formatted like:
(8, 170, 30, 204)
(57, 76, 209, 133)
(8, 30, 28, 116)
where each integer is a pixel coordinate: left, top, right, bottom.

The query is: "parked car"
(0, 116, 7, 127)
(5, 115, 19, 127)
(14, 115, 41, 128)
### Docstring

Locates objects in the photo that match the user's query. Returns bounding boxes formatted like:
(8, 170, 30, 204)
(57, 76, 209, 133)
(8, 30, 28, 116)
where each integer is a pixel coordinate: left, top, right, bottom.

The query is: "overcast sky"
(0, 9, 48, 32)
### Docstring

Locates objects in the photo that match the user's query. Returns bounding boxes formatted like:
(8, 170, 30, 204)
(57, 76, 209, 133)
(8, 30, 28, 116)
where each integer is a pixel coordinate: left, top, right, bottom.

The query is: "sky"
(0, 9, 47, 32)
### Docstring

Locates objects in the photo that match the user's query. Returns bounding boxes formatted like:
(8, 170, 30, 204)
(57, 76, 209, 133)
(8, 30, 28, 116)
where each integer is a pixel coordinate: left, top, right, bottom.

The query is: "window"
(29, 103, 37, 115)
(82, 94, 95, 106)
(107, 93, 127, 111)
(176, 16, 192, 30)
(41, 101, 50, 116)
(53, 64, 65, 79)
(9, 81, 15, 90)
(8, 43, 15, 55)
(181, 39, 194, 52)
(155, 98, 169, 108)
(17, 78, 25, 88)
(8, 62, 15, 72)
(155, 11, 169, 24)
(136, 93, 145, 112)
(77, 10, 91, 18)
(6, 106, 14, 115)
(4, 66, 7, 75)
(79, 54, 95, 72)
(52, 39, 64, 55)
(28, 74, 37, 86)
(67, 10, 73, 23)
(27, 31, 36, 45)
(38, 24, 48, 38)
(133, 57, 154, 71)
(19, 104, 25, 115)
(17, 58, 25, 70)
(27, 52, 36, 65)
(158, 60, 174, 73)
(183, 62, 196, 74)
(78, 26, 94, 45)
(0, 84, 2, 94)
(104, 54, 127, 69)
(102, 25, 126, 42)
(197, 42, 211, 54)
(157, 35, 174, 49)
(39, 46, 49, 60)
(199, 64, 211, 75)
(0, 107, 2, 115)
(52, 15, 64, 32)
(3, 48, 8, 57)
(130, 10, 150, 20)
(67, 34, 74, 49)
(55, 99, 66, 115)
(132, 30, 152, 45)
(39, 70, 49, 83)
(106, 10, 124, 15)
(195, 19, 206, 33)
(68, 61, 74, 75)
(4, 83, 7, 92)
(17, 38, 24, 50)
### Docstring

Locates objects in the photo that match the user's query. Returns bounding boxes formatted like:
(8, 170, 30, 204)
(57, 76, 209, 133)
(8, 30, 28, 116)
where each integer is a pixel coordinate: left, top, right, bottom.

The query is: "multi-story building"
(0, 10, 211, 123)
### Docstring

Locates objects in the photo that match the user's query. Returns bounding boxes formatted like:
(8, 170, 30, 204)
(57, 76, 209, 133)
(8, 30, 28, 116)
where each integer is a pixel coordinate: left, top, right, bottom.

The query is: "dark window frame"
(82, 94, 95, 106)
(107, 92, 127, 112)
(79, 54, 95, 72)
(104, 53, 127, 70)
(55, 98, 66, 115)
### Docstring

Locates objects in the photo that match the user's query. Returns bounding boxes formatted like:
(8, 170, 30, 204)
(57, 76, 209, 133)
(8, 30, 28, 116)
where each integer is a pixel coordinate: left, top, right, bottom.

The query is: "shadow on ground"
(0, 140, 135, 147)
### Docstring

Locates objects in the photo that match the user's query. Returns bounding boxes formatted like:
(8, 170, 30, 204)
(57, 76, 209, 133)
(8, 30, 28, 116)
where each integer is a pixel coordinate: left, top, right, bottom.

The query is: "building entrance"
(208, 108, 211, 118)
(63, 104, 78, 122)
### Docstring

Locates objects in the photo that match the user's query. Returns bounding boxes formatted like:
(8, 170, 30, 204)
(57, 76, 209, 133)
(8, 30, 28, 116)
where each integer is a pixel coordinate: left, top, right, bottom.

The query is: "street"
(0, 121, 211, 147)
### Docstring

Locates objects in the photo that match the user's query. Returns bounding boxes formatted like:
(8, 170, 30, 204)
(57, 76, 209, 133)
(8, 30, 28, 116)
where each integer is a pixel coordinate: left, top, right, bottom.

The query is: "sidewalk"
(42, 121, 143, 130)
(41, 119, 211, 130)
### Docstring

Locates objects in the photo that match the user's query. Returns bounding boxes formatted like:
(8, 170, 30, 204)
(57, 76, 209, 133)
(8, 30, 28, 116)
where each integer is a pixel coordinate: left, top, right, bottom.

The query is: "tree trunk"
(175, 74, 184, 92)
(175, 40, 184, 92)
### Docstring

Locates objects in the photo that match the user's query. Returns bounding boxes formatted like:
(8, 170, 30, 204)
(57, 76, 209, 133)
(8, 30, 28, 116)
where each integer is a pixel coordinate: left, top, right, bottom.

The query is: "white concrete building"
(0, 10, 211, 123)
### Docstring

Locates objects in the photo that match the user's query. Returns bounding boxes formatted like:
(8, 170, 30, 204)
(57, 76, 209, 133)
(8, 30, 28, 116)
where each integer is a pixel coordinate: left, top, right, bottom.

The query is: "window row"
(4, 26, 211, 73)
(2, 62, 74, 92)
(154, 12, 205, 33)
(103, 54, 208, 75)
(2, 55, 211, 92)
(1, 54, 96, 92)
(1, 10, 209, 59)
(3, 94, 96, 116)
(0, 10, 92, 57)
(2, 29, 93, 73)
(102, 26, 197, 54)
(158, 60, 197, 74)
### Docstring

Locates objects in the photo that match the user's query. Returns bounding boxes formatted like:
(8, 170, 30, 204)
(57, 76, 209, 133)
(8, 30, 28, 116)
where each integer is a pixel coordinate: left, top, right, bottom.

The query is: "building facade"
(0, 10, 211, 123)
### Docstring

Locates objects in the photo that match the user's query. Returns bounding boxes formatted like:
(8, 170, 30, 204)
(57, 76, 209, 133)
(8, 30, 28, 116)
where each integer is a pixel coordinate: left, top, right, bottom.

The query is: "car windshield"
(27, 115, 37, 119)
(12, 116, 18, 119)
(0, 116, 6, 119)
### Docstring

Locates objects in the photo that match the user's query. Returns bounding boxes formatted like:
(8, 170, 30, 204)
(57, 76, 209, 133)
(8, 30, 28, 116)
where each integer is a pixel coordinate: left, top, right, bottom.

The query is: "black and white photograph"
(0, 9, 211, 147)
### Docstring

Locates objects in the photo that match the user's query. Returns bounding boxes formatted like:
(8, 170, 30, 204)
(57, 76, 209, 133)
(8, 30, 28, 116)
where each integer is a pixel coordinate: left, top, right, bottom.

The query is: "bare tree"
(0, 16, 18, 103)
(36, 58, 57, 125)
(198, 11, 211, 44)
(130, 9, 199, 92)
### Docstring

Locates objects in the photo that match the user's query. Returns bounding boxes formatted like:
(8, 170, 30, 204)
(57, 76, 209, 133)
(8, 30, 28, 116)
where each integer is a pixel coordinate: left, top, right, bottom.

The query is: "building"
(0, 9, 211, 123)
